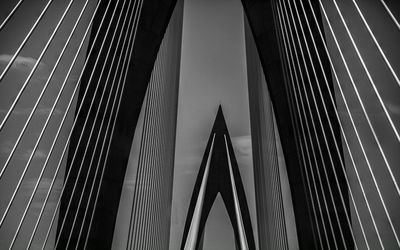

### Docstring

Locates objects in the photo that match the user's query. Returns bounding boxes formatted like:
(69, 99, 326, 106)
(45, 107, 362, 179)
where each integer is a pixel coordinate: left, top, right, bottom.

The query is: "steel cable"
(276, 4, 329, 249)
(6, 1, 93, 248)
(0, 0, 24, 31)
(0, 0, 54, 82)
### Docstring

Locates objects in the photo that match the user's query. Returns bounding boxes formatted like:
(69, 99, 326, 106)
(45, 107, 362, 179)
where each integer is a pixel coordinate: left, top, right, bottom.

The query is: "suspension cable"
(7, 1, 93, 248)
(74, 3, 140, 247)
(125, 6, 146, 246)
(351, 0, 400, 88)
(271, 3, 305, 248)
(0, 0, 76, 138)
(60, 2, 133, 248)
(130, 41, 157, 249)
(51, 1, 129, 248)
(275, 2, 324, 248)
(272, 3, 321, 247)
(0, 0, 87, 227)
(285, 0, 359, 246)
(0, 0, 24, 31)
(379, 0, 400, 31)
(23, 0, 117, 247)
(329, 0, 400, 196)
(0, 0, 82, 177)
(294, 0, 377, 248)
(319, 1, 400, 247)
(0, 0, 54, 82)
(276, 4, 329, 249)
(279, 1, 340, 248)
(281, 0, 349, 247)
(302, 0, 385, 247)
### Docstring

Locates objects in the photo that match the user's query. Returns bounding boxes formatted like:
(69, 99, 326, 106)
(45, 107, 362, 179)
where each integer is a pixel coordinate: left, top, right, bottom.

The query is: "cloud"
(0, 140, 13, 155)
(0, 106, 63, 116)
(231, 135, 252, 157)
(22, 178, 63, 196)
(0, 54, 46, 72)
(22, 178, 64, 215)
(21, 149, 47, 161)
(387, 102, 400, 116)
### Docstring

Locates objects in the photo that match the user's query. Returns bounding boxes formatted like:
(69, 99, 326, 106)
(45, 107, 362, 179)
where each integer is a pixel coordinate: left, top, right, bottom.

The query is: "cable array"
(0, 0, 144, 248)
(126, 1, 182, 248)
(273, 0, 399, 248)
(0, 0, 398, 249)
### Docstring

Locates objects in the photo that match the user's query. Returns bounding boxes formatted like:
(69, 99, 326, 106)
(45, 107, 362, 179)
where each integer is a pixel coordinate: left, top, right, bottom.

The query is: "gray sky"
(1, 0, 400, 249)
(0, 0, 96, 248)
(319, 0, 400, 248)
(112, 1, 259, 249)
(169, 0, 258, 249)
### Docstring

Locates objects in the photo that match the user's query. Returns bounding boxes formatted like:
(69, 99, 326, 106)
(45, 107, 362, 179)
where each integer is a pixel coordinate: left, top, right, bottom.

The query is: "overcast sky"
(1, 0, 400, 249)
(0, 0, 97, 248)
(113, 0, 258, 248)
(168, 0, 257, 248)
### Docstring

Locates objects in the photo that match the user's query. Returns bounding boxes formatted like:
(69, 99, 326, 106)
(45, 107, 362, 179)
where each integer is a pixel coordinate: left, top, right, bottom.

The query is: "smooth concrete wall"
(245, 14, 298, 250)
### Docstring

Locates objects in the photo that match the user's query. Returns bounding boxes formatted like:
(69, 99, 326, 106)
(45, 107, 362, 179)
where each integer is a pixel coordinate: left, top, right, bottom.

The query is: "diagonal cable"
(6, 1, 93, 248)
(279, 1, 339, 248)
(0, 0, 24, 31)
(22, 0, 118, 248)
(0, 0, 54, 82)
(318, 0, 399, 247)
(379, 0, 400, 31)
(60, 1, 134, 248)
(276, 3, 328, 249)
(73, 2, 139, 248)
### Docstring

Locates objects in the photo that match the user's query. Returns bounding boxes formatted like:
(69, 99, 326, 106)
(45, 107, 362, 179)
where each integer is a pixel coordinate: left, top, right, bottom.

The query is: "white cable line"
(330, 0, 400, 197)
(319, 1, 400, 247)
(279, 1, 338, 248)
(283, 0, 349, 246)
(137, 43, 161, 248)
(334, 0, 400, 148)
(7, 1, 92, 248)
(0, 0, 54, 81)
(147, 37, 163, 249)
(152, 38, 169, 245)
(135, 70, 155, 249)
(116, 3, 143, 247)
(303, 0, 384, 248)
(276, 4, 328, 249)
(0, 0, 24, 31)
(287, 0, 359, 247)
(157, 52, 170, 246)
(82, 1, 141, 247)
(0, 0, 82, 178)
(126, 43, 148, 249)
(62, 2, 133, 248)
(379, 0, 400, 31)
(276, 3, 324, 248)
(74, 3, 137, 248)
(0, 0, 75, 141)
(22, 0, 117, 247)
(141, 65, 159, 248)
(129, 45, 153, 250)
(148, 28, 170, 247)
(0, 0, 83, 227)
(53, 1, 129, 248)
(295, 0, 372, 248)
(272, 5, 317, 248)
(351, 0, 400, 88)
(139, 36, 162, 249)
(271, 7, 297, 249)
(125, 7, 146, 243)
